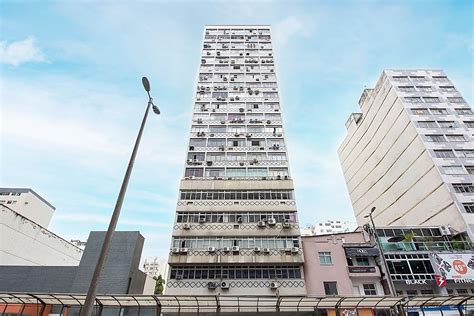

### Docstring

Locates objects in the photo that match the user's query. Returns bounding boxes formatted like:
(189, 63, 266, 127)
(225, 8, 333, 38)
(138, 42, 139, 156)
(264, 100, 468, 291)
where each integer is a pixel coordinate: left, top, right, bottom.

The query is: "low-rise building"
(301, 220, 357, 236)
(0, 204, 82, 266)
(375, 226, 474, 296)
(0, 188, 55, 228)
(302, 232, 385, 296)
(143, 257, 168, 279)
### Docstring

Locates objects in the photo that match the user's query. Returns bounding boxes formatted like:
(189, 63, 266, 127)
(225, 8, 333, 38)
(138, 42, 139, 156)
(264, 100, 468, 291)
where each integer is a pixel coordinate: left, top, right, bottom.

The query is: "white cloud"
(0, 37, 45, 66)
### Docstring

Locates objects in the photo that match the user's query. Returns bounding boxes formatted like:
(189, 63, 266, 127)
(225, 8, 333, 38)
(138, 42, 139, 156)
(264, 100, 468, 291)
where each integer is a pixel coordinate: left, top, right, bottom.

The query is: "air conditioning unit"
(282, 222, 291, 229)
(171, 247, 180, 254)
(175, 274, 183, 280)
(180, 248, 189, 254)
(239, 108, 244, 112)
(208, 247, 216, 253)
(267, 218, 276, 226)
(183, 223, 191, 230)
(263, 248, 271, 253)
(257, 221, 266, 228)
(291, 247, 299, 254)
(440, 225, 452, 236)
(270, 281, 280, 289)
(237, 217, 243, 223)
(254, 247, 261, 253)
(207, 281, 218, 289)
(220, 281, 230, 289)
(199, 217, 206, 224)
(222, 247, 231, 252)
(232, 246, 240, 253)
(206, 161, 213, 166)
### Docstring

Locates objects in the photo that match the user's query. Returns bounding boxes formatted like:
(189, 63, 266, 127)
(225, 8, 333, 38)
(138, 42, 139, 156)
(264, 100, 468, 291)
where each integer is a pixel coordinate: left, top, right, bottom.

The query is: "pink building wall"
(302, 231, 383, 296)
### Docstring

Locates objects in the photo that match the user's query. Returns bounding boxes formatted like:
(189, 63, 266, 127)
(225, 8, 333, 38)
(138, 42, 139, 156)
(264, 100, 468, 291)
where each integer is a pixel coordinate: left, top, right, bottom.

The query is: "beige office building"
(166, 25, 305, 296)
(338, 69, 474, 240)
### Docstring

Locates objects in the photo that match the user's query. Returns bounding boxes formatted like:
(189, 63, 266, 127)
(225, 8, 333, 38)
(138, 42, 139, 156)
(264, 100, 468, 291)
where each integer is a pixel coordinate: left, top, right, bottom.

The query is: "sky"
(1, 0, 473, 260)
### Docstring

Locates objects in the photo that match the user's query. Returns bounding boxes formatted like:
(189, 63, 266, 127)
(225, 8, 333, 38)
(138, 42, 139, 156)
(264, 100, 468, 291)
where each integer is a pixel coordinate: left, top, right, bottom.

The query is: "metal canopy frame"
(0, 293, 472, 315)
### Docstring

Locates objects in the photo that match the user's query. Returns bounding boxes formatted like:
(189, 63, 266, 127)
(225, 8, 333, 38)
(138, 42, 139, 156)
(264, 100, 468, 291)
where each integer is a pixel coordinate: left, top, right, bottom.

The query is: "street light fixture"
(364, 207, 397, 296)
(80, 77, 160, 316)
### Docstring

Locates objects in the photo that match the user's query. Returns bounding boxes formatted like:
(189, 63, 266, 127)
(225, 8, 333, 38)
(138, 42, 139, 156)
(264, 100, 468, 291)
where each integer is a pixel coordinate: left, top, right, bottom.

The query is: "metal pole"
(80, 96, 154, 316)
(368, 208, 397, 296)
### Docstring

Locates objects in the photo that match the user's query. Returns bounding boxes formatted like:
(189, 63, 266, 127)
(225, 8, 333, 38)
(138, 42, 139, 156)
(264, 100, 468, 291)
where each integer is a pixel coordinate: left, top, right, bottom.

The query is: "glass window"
(456, 150, 474, 158)
(356, 257, 370, 266)
(438, 121, 456, 128)
(464, 121, 474, 128)
(448, 97, 465, 103)
(464, 166, 474, 175)
(412, 108, 429, 115)
(319, 252, 332, 265)
(430, 108, 448, 115)
(185, 168, 203, 177)
(456, 108, 473, 115)
(247, 168, 267, 176)
(445, 134, 465, 142)
(426, 135, 445, 142)
(363, 284, 377, 296)
(398, 86, 415, 92)
(452, 183, 474, 193)
(417, 121, 437, 128)
(434, 150, 455, 158)
(443, 166, 465, 175)
(439, 86, 456, 92)
(416, 86, 432, 92)
(423, 97, 440, 103)
(405, 97, 422, 103)
(324, 282, 338, 295)
(205, 168, 225, 177)
(227, 168, 246, 177)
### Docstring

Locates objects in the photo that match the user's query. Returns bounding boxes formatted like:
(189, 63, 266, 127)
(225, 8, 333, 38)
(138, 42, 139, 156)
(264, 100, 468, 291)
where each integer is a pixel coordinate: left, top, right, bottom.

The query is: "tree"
(153, 275, 165, 295)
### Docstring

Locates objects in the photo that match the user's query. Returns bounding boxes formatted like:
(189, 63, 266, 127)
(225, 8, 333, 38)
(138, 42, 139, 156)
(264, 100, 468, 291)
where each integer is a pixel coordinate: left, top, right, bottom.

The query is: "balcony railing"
(380, 240, 472, 252)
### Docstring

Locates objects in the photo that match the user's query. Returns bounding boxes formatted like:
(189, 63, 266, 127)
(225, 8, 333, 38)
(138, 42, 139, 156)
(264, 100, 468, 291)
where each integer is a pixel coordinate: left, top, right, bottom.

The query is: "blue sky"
(1, 0, 473, 259)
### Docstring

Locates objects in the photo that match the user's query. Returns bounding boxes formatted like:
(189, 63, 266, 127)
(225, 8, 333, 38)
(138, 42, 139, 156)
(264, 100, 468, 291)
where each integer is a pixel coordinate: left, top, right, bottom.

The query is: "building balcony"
(172, 222, 301, 237)
(347, 265, 381, 278)
(168, 248, 304, 265)
(380, 241, 472, 253)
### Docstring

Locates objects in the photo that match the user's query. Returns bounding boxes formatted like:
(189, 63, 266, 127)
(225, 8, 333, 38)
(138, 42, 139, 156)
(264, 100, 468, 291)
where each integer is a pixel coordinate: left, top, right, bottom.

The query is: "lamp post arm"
(80, 98, 153, 316)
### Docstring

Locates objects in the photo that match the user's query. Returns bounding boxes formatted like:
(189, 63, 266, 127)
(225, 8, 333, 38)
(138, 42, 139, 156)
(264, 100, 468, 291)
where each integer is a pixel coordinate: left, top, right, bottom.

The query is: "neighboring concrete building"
(375, 226, 474, 296)
(0, 204, 82, 266)
(0, 231, 154, 295)
(301, 220, 357, 236)
(143, 256, 168, 279)
(0, 188, 55, 227)
(338, 70, 474, 240)
(167, 25, 305, 296)
(302, 232, 385, 296)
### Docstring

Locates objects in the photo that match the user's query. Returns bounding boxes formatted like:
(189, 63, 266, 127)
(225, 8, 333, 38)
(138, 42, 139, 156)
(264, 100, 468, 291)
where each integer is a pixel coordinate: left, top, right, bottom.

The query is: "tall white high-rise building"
(166, 25, 305, 296)
(338, 69, 474, 240)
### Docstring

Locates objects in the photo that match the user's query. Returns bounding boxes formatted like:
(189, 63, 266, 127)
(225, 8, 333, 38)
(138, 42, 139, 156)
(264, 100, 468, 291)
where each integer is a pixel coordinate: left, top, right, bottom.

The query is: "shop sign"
(348, 266, 376, 273)
(345, 247, 380, 257)
(435, 275, 446, 288)
(404, 279, 428, 285)
(431, 253, 474, 280)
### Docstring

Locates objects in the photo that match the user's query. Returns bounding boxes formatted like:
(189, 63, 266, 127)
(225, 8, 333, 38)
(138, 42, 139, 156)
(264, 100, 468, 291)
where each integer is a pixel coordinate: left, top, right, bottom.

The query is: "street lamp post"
(364, 207, 397, 296)
(80, 77, 160, 316)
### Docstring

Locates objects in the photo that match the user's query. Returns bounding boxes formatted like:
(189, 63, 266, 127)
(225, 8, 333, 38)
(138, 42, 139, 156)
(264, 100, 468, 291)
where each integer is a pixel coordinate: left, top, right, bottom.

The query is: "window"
(205, 168, 225, 177)
(423, 97, 440, 103)
(462, 203, 474, 213)
(356, 257, 370, 266)
(439, 86, 456, 92)
(417, 121, 437, 128)
(434, 150, 455, 158)
(420, 290, 434, 295)
(319, 252, 332, 265)
(452, 183, 474, 193)
(430, 108, 448, 115)
(445, 134, 465, 142)
(406, 290, 418, 297)
(412, 108, 429, 115)
(448, 97, 465, 104)
(457, 289, 469, 295)
(456, 108, 473, 115)
(363, 284, 377, 296)
(465, 166, 474, 175)
(392, 76, 409, 82)
(416, 86, 433, 92)
(425, 135, 445, 142)
(438, 121, 456, 128)
(443, 166, 465, 175)
(398, 86, 415, 92)
(405, 97, 422, 103)
(456, 150, 474, 158)
(226, 168, 246, 177)
(185, 168, 204, 177)
(410, 76, 426, 81)
(323, 282, 338, 295)
(464, 121, 474, 128)
(432, 76, 449, 82)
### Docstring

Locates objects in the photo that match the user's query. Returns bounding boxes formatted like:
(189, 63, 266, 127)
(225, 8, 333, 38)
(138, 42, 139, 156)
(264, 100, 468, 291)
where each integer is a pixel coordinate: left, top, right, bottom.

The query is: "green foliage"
(153, 275, 165, 295)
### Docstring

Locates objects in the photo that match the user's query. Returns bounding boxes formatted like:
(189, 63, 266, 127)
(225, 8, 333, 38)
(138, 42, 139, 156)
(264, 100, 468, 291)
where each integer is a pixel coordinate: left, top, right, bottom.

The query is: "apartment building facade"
(338, 69, 474, 241)
(166, 25, 305, 296)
